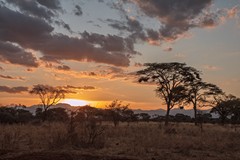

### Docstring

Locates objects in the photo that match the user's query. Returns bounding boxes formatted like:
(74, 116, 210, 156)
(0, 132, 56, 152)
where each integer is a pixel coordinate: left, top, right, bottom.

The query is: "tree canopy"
(137, 62, 201, 125)
(29, 84, 67, 121)
(186, 80, 223, 125)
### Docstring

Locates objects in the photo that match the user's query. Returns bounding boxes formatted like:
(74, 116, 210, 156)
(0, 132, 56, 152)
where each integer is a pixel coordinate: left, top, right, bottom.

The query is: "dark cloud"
(144, 29, 161, 45)
(58, 85, 96, 94)
(126, 16, 143, 33)
(0, 6, 54, 47)
(131, 0, 215, 41)
(74, 5, 83, 16)
(0, 74, 25, 80)
(146, 29, 160, 41)
(134, 62, 143, 67)
(81, 31, 138, 55)
(39, 34, 132, 66)
(199, 17, 217, 28)
(87, 72, 97, 76)
(74, 65, 127, 79)
(0, 41, 39, 67)
(57, 65, 71, 71)
(108, 0, 223, 43)
(54, 20, 73, 33)
(107, 18, 161, 46)
(100, 65, 125, 74)
(97, 65, 138, 81)
(0, 6, 135, 67)
(106, 16, 146, 42)
(163, 47, 173, 52)
(27, 68, 34, 72)
(68, 65, 137, 81)
(64, 85, 96, 90)
(6, 0, 67, 34)
(6, 0, 56, 20)
(107, 19, 129, 31)
(40, 57, 61, 64)
(196, 12, 222, 28)
(93, 65, 127, 79)
(0, 86, 28, 93)
(125, 17, 149, 43)
(36, 0, 61, 10)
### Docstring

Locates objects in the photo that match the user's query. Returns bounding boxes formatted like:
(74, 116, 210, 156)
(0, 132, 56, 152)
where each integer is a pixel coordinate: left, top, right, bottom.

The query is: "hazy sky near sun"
(0, 0, 240, 109)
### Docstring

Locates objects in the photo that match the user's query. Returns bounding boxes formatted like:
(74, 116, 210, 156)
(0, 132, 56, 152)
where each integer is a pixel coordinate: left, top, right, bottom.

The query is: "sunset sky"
(0, 0, 240, 110)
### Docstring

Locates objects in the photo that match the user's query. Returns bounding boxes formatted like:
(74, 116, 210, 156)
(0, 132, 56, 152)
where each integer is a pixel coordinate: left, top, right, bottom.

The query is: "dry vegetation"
(0, 122, 240, 160)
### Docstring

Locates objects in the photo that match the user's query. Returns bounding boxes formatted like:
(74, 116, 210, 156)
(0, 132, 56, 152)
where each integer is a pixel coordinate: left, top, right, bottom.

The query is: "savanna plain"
(0, 122, 240, 160)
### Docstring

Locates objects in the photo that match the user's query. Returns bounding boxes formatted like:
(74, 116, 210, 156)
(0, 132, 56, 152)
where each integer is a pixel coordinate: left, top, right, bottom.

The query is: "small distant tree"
(230, 98, 240, 124)
(121, 108, 134, 125)
(0, 105, 33, 124)
(15, 109, 33, 123)
(29, 84, 67, 121)
(139, 113, 151, 122)
(35, 108, 43, 120)
(0, 107, 16, 124)
(105, 100, 130, 127)
(137, 62, 200, 126)
(186, 80, 223, 125)
(174, 113, 191, 122)
(75, 105, 100, 122)
(45, 108, 69, 122)
(210, 94, 235, 125)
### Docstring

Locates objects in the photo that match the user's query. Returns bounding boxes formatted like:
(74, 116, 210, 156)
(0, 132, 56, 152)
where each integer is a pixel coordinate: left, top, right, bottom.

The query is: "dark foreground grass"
(0, 122, 240, 160)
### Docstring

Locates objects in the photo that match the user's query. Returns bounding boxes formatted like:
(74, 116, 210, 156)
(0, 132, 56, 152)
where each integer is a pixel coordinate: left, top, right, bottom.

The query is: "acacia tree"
(210, 94, 235, 125)
(137, 62, 200, 126)
(211, 94, 240, 125)
(230, 98, 240, 124)
(186, 80, 223, 125)
(105, 100, 130, 127)
(29, 84, 67, 121)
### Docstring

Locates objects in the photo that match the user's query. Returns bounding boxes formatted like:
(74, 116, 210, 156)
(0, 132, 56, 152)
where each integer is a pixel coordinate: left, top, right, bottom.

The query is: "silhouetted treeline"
(1, 102, 240, 125)
(0, 105, 33, 124)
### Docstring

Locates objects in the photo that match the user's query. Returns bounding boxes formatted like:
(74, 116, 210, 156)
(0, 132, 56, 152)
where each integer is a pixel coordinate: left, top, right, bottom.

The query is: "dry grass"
(0, 122, 240, 160)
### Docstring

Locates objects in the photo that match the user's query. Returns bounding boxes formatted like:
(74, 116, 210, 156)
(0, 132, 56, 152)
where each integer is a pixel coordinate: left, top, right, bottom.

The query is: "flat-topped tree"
(137, 62, 200, 126)
(186, 80, 223, 125)
(29, 84, 67, 121)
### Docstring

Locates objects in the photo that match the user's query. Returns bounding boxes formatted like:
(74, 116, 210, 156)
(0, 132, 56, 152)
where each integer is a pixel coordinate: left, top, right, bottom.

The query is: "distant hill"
(6, 103, 218, 118)
(133, 108, 218, 118)
(14, 103, 81, 115)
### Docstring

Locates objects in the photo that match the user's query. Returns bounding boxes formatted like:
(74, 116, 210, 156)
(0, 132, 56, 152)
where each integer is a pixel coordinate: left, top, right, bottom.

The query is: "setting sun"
(61, 99, 89, 107)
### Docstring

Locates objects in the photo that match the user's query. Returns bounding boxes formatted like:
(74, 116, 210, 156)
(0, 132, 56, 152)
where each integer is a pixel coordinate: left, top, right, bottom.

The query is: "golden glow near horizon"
(61, 99, 89, 107)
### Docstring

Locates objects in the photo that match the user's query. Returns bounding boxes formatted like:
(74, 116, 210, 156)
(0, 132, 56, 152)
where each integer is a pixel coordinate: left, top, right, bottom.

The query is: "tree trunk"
(42, 109, 47, 122)
(113, 114, 118, 127)
(221, 116, 226, 126)
(194, 104, 197, 126)
(165, 107, 170, 126)
(113, 120, 118, 127)
(41, 105, 48, 122)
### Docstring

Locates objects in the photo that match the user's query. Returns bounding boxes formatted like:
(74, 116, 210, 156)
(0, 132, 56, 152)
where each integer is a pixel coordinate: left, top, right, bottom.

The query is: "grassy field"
(0, 122, 240, 160)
